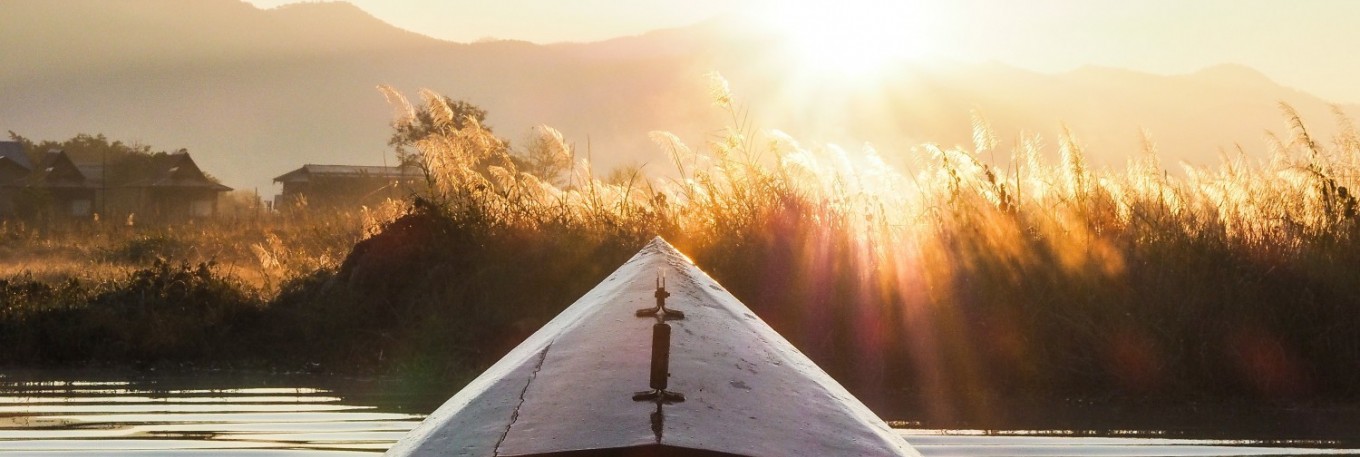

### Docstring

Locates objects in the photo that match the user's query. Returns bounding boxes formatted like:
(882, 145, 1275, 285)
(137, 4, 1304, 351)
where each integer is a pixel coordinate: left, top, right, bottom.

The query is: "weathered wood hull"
(386, 237, 920, 457)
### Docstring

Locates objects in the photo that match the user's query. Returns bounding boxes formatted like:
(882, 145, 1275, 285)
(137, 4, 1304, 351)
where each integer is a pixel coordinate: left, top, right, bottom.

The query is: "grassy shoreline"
(5, 93, 1360, 418)
(4, 199, 1358, 414)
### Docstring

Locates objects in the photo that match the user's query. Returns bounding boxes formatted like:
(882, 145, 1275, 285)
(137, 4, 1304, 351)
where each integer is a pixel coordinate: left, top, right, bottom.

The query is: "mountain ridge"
(1, 0, 1354, 193)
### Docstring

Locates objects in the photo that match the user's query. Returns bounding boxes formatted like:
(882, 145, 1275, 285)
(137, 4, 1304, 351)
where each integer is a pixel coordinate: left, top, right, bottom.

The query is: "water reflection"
(0, 372, 1355, 456)
(0, 373, 422, 455)
(903, 430, 1356, 456)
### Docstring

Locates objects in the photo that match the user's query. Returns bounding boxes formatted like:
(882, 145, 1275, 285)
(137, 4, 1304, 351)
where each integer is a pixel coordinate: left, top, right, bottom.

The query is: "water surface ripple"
(0, 374, 1355, 456)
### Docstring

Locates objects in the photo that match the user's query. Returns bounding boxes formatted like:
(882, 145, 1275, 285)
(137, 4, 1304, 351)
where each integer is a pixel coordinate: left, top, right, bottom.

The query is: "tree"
(512, 126, 573, 187)
(383, 92, 577, 187)
(388, 96, 491, 165)
(10, 132, 154, 168)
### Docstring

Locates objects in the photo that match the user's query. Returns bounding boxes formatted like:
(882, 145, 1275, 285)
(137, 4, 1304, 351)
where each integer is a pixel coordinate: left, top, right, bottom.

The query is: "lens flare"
(764, 0, 934, 79)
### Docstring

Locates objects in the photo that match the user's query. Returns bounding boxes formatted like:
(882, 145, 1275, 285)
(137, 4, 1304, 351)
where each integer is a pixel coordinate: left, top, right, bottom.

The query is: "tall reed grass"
(5, 81, 1359, 422)
(339, 82, 1360, 417)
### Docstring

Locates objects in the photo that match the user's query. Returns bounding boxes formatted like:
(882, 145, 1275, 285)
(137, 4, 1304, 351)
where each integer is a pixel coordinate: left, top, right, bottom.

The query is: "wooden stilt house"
(120, 151, 232, 221)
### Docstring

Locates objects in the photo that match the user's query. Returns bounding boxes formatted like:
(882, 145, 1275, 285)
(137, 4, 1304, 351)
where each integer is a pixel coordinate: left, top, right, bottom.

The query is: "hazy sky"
(246, 0, 1360, 103)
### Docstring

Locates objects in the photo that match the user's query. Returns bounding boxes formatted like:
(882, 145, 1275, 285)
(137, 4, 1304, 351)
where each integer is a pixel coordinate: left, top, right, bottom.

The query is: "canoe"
(385, 237, 920, 457)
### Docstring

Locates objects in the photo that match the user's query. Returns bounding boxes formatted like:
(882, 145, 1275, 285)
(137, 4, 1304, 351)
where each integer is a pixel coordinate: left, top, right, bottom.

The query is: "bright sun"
(764, 0, 932, 79)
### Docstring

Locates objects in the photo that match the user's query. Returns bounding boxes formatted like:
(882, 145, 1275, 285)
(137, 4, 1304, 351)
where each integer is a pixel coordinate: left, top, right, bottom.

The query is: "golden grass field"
(4, 85, 1359, 416)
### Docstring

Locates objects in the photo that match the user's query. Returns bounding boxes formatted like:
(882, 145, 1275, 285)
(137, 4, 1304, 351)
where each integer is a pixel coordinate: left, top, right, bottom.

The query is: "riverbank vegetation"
(4, 84, 1360, 421)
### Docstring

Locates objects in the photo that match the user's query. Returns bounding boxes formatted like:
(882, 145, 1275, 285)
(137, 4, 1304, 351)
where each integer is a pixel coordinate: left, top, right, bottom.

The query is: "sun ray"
(762, 0, 936, 80)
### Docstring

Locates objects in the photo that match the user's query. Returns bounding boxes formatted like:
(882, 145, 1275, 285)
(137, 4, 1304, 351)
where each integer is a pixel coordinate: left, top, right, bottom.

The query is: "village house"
(0, 141, 34, 216)
(2, 149, 102, 220)
(0, 146, 231, 222)
(116, 151, 232, 221)
(273, 164, 422, 209)
(0, 142, 30, 182)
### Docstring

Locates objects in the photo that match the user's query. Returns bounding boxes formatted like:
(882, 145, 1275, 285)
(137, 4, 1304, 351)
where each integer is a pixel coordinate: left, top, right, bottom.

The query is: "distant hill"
(2, 0, 1355, 193)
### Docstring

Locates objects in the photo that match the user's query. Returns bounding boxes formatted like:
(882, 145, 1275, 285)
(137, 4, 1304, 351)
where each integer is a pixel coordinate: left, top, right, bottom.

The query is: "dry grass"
(387, 81, 1360, 261)
(366, 81, 1360, 408)
(0, 208, 378, 293)
(5, 81, 1360, 415)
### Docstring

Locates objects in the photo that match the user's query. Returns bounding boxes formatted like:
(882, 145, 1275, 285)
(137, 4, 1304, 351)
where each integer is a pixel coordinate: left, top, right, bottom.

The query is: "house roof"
(385, 237, 920, 457)
(274, 164, 422, 184)
(0, 142, 31, 186)
(13, 150, 100, 189)
(124, 152, 232, 192)
(76, 165, 105, 185)
(0, 141, 32, 171)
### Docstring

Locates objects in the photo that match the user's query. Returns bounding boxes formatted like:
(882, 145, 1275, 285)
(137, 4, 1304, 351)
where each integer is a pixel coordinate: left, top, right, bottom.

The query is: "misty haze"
(3, 1, 1360, 456)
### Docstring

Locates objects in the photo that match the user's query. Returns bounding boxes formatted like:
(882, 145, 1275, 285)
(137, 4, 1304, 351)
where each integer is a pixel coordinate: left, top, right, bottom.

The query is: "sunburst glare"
(763, 0, 936, 79)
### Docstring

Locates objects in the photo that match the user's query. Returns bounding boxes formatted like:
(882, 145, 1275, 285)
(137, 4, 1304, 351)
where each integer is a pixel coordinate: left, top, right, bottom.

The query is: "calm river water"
(0, 370, 1355, 456)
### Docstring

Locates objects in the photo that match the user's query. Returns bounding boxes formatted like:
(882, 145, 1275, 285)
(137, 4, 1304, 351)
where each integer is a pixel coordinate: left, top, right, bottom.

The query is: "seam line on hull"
(493, 342, 552, 456)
